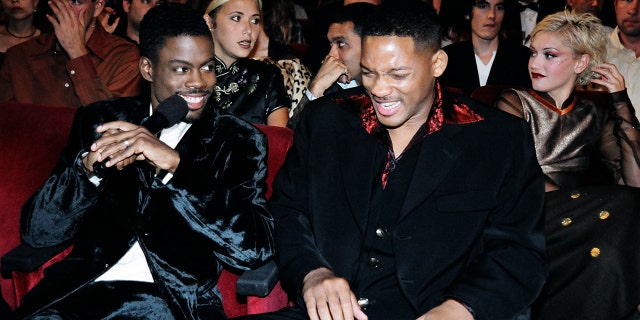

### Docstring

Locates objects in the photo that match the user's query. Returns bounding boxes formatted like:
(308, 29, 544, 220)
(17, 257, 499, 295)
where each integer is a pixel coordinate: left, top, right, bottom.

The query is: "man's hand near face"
(308, 55, 350, 99)
(46, 0, 97, 59)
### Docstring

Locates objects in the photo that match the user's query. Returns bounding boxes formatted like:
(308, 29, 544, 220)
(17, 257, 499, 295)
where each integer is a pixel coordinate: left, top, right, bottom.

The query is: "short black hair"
(329, 2, 377, 37)
(363, 0, 442, 52)
(139, 3, 212, 63)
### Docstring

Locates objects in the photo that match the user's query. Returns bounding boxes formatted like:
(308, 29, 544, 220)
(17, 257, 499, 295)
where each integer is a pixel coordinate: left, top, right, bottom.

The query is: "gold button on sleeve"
(561, 217, 572, 226)
(590, 247, 601, 257)
(599, 210, 610, 220)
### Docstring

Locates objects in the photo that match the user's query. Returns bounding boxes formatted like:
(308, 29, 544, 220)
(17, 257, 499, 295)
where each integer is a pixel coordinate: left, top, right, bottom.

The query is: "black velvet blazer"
(271, 88, 547, 319)
(18, 97, 274, 319)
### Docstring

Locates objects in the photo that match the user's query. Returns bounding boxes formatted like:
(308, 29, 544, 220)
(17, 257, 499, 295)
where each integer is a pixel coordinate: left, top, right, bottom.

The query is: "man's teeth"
(182, 96, 204, 104)
(379, 101, 400, 109)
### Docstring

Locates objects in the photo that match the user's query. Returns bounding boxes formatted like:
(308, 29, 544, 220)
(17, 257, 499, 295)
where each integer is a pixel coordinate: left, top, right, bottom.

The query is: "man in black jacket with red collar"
(247, 2, 547, 320)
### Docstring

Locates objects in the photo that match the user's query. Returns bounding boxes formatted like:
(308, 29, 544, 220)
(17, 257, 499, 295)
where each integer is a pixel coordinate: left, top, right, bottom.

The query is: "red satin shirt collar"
(335, 81, 484, 189)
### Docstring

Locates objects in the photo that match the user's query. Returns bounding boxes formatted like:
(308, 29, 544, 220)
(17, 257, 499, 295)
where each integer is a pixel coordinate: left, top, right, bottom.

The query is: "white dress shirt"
(95, 115, 192, 283)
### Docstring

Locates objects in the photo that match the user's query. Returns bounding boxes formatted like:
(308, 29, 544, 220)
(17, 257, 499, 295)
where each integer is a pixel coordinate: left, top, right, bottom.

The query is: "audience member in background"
(290, 0, 307, 44)
(119, 0, 160, 43)
(0, 0, 141, 106)
(568, 0, 605, 15)
(496, 12, 640, 320)
(249, 0, 311, 120)
(607, 0, 640, 116)
(502, 0, 565, 45)
(242, 2, 547, 319)
(439, 0, 531, 96)
(204, 0, 290, 127)
(568, 0, 613, 32)
(98, 0, 160, 44)
(0, 0, 41, 63)
(303, 0, 381, 74)
(288, 2, 375, 128)
(14, 4, 273, 319)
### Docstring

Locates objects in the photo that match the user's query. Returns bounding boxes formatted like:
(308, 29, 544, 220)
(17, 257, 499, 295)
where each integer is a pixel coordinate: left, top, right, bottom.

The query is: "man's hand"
(89, 121, 180, 173)
(308, 55, 350, 98)
(47, 0, 91, 59)
(302, 268, 368, 320)
(97, 6, 120, 34)
(417, 299, 474, 320)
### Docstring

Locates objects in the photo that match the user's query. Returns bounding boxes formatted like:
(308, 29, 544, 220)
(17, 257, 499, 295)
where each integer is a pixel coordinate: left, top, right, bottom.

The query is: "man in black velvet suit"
(247, 1, 547, 320)
(16, 4, 273, 319)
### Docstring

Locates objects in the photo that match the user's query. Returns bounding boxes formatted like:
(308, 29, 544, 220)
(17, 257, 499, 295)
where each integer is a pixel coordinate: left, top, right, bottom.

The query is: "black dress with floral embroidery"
(211, 56, 290, 124)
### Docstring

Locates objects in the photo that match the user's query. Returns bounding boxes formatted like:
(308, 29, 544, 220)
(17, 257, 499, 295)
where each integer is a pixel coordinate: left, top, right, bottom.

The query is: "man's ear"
(432, 49, 448, 78)
(575, 53, 590, 74)
(139, 56, 154, 82)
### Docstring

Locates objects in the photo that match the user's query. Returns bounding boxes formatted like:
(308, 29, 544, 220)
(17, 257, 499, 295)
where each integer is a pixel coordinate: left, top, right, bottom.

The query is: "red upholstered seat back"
(0, 102, 77, 308)
(0, 102, 292, 315)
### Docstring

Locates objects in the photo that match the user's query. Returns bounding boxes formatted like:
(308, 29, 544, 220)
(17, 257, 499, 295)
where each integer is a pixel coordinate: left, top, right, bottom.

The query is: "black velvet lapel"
(397, 125, 462, 223)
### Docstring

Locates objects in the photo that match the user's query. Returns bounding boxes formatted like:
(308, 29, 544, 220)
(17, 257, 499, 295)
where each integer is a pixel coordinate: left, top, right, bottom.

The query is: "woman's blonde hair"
(531, 11, 607, 85)
(204, 0, 262, 18)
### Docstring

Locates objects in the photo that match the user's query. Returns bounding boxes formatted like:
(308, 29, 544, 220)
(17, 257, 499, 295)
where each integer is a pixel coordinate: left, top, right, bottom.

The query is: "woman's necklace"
(6, 26, 37, 39)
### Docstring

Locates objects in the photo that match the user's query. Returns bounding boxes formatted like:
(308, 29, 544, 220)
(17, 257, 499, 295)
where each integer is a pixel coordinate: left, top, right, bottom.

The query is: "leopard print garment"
(257, 57, 312, 118)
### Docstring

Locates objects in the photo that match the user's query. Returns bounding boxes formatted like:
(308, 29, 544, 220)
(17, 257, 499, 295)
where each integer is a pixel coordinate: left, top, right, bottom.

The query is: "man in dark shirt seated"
(242, 1, 547, 319)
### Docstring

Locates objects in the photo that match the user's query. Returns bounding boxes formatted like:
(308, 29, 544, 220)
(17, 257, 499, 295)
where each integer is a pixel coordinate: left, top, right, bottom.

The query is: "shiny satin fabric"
(499, 88, 640, 188)
(17, 97, 274, 319)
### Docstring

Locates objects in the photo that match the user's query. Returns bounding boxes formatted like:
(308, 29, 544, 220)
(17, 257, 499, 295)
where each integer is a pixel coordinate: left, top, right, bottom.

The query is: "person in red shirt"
(0, 0, 141, 106)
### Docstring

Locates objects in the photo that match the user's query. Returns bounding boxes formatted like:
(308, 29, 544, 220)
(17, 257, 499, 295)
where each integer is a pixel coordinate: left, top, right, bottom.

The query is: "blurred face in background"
(123, 0, 160, 34)
(615, 0, 640, 38)
(327, 21, 362, 83)
(567, 0, 604, 15)
(1, 0, 39, 20)
(469, 0, 505, 41)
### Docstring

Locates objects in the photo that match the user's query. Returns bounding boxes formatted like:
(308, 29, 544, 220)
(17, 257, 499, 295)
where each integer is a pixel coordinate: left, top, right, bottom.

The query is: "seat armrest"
(1, 243, 69, 279)
(236, 260, 279, 297)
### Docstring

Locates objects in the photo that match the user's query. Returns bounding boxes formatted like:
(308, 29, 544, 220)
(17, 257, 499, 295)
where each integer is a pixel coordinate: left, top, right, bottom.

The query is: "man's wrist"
(78, 152, 102, 185)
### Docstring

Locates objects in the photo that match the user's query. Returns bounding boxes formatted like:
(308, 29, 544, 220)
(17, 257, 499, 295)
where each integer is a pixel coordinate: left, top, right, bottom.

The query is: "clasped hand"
(83, 121, 180, 174)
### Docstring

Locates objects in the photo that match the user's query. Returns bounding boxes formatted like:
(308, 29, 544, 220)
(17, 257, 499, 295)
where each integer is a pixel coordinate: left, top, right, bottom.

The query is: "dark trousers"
(22, 281, 176, 320)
